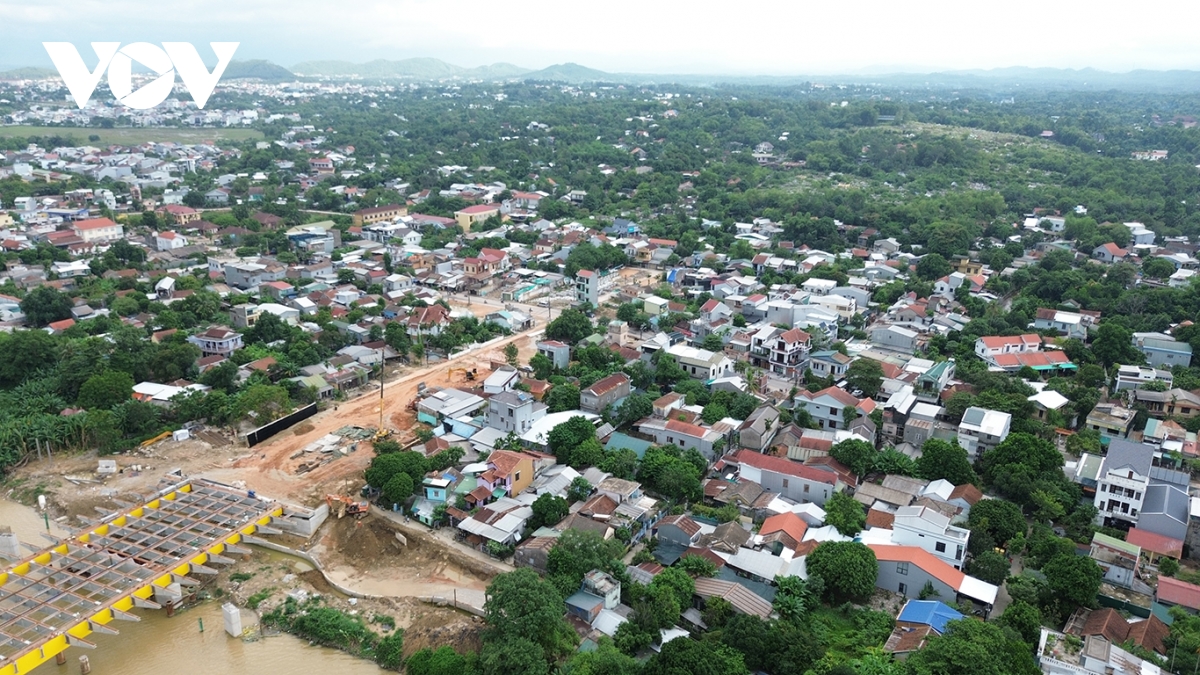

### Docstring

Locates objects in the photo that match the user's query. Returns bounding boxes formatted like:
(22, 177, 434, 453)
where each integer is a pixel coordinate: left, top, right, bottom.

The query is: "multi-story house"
(351, 204, 407, 226)
(580, 372, 631, 415)
(793, 386, 876, 431)
(187, 326, 243, 358)
(478, 450, 534, 498)
(1113, 364, 1173, 392)
(1086, 403, 1135, 445)
(72, 217, 123, 243)
(739, 405, 781, 452)
(536, 340, 571, 370)
(891, 505, 970, 570)
(487, 391, 547, 435)
(575, 268, 618, 306)
(1133, 333, 1193, 369)
(1092, 439, 1161, 528)
(767, 327, 811, 377)
(956, 407, 1011, 459)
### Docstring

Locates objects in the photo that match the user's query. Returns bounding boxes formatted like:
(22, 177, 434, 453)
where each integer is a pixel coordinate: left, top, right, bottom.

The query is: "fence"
(244, 403, 318, 447)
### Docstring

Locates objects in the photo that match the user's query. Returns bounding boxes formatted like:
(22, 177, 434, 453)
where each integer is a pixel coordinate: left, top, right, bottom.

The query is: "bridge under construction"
(0, 479, 283, 675)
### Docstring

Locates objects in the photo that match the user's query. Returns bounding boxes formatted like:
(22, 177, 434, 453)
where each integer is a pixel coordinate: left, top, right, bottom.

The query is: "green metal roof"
(1092, 532, 1140, 557)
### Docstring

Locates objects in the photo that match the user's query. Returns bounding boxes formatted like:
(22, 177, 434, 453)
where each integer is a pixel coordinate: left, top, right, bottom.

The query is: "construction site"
(0, 302, 546, 674)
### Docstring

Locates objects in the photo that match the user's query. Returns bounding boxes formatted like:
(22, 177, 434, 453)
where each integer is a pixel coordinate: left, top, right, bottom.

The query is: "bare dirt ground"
(220, 533, 485, 660)
(312, 514, 495, 599)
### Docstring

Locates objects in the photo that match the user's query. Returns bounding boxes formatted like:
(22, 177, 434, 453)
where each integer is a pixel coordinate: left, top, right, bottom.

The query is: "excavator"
(325, 494, 369, 519)
(447, 367, 477, 381)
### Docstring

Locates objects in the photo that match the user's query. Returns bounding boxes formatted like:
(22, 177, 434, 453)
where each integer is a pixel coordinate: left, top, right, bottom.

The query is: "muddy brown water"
(0, 498, 383, 674)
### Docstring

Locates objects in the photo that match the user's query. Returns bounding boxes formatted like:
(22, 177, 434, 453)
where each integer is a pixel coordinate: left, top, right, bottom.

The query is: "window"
(898, 583, 907, 595)
(897, 562, 909, 575)
(803, 484, 810, 494)
(782, 479, 789, 489)
(515, 471, 521, 482)
(935, 542, 946, 553)
(508, 409, 513, 417)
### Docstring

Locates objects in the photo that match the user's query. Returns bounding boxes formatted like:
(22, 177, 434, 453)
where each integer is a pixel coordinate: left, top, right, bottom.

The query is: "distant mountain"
(521, 62, 615, 83)
(0, 67, 56, 79)
(222, 60, 294, 81)
(291, 57, 530, 80)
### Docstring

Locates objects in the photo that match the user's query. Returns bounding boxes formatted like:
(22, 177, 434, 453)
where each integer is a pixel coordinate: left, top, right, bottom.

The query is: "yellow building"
(454, 204, 503, 232)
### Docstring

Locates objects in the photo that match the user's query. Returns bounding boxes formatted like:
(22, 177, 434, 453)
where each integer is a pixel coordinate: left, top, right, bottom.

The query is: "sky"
(3, 0, 1200, 75)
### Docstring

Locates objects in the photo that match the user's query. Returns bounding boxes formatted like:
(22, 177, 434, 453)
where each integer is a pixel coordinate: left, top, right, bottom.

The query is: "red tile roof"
(74, 217, 118, 231)
(1127, 528, 1183, 559)
(868, 544, 965, 590)
(658, 514, 701, 537)
(1126, 614, 1170, 655)
(731, 450, 836, 485)
(1157, 576, 1200, 609)
(760, 512, 808, 546)
(866, 509, 895, 529)
(457, 204, 501, 215)
(665, 418, 714, 439)
(584, 372, 630, 397)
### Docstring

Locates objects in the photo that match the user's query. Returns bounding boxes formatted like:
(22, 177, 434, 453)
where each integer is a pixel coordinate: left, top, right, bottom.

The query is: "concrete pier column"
(222, 603, 243, 637)
(79, 655, 91, 674)
(0, 528, 19, 559)
(56, 652, 67, 665)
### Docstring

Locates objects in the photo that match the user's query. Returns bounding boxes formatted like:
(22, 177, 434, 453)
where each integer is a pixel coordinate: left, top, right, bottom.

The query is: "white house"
(155, 230, 188, 251)
(666, 343, 734, 381)
(956, 407, 1011, 459)
(891, 505, 970, 570)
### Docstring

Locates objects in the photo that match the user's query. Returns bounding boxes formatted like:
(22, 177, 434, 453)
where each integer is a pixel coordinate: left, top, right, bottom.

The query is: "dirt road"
(223, 325, 543, 504)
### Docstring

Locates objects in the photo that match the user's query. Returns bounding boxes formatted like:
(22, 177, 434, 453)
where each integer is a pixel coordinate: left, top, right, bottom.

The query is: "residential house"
(739, 406, 781, 452)
(729, 449, 838, 506)
(956, 407, 1012, 460)
(974, 334, 1042, 365)
(884, 600, 964, 660)
(454, 203, 503, 232)
(870, 325, 919, 353)
(155, 230, 187, 251)
(794, 386, 876, 431)
(72, 217, 123, 243)
(867, 544, 998, 614)
(891, 505, 970, 570)
(655, 514, 703, 548)
(536, 340, 571, 370)
(1093, 242, 1128, 263)
(809, 350, 852, 381)
(1086, 403, 1135, 445)
(1034, 308, 1098, 340)
(479, 450, 534, 498)
(637, 418, 724, 460)
(1113, 365, 1173, 392)
(1090, 532, 1141, 588)
(482, 366, 520, 395)
(486, 391, 547, 435)
(666, 343, 734, 381)
(1134, 334, 1193, 369)
(580, 372, 631, 415)
(351, 204, 407, 226)
(575, 268, 618, 305)
(187, 326, 243, 358)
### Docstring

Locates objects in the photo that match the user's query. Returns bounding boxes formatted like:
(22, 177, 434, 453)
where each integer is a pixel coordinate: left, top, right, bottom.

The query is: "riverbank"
(216, 513, 487, 664)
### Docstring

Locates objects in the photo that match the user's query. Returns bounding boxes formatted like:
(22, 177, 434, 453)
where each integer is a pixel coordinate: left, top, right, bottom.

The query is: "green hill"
(222, 60, 294, 81)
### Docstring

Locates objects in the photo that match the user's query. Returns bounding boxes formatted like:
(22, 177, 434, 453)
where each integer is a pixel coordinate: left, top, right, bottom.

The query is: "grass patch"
(263, 597, 404, 669)
(247, 588, 275, 610)
(229, 572, 254, 583)
(807, 604, 895, 664)
(371, 614, 396, 630)
(0, 125, 263, 145)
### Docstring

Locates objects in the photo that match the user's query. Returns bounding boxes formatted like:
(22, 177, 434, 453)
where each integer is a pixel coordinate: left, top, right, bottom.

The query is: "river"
(0, 498, 384, 675)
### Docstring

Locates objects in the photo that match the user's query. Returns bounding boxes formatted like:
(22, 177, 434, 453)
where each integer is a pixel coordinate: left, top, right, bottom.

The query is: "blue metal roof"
(896, 600, 963, 634)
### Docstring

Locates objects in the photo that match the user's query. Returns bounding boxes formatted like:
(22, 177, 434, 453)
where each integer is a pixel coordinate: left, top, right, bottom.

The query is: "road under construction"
(0, 479, 284, 675)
